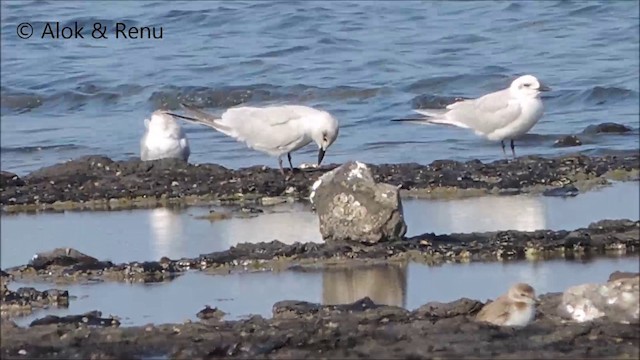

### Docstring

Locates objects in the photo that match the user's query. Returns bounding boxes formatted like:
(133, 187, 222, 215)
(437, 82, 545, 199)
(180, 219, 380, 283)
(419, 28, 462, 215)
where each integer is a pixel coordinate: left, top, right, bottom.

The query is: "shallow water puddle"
(402, 180, 640, 234)
(7, 256, 639, 327)
(1, 182, 638, 268)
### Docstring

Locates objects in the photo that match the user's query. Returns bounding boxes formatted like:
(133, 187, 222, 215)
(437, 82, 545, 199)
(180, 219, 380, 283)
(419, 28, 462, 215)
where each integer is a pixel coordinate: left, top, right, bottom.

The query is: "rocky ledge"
(0, 282, 70, 317)
(1, 151, 638, 212)
(3, 219, 638, 284)
(1, 292, 638, 359)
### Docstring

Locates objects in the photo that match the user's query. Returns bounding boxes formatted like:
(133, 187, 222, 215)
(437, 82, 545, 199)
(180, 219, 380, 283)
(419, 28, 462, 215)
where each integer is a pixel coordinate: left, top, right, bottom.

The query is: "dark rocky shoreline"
(1, 292, 638, 359)
(0, 282, 70, 318)
(1, 151, 638, 212)
(3, 219, 638, 284)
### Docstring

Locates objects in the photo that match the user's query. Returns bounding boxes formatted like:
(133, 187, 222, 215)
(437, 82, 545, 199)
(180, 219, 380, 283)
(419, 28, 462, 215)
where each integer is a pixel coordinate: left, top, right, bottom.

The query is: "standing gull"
(140, 110, 190, 162)
(167, 104, 340, 177)
(394, 75, 550, 157)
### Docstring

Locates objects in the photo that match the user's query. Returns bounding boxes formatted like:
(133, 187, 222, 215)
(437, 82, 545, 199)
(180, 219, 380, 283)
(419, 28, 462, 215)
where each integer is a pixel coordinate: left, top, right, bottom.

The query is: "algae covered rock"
(310, 161, 407, 244)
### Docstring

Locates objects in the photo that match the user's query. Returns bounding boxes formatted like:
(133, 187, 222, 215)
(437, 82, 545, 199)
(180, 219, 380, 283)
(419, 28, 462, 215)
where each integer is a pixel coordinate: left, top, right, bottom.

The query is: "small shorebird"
(140, 110, 190, 162)
(393, 75, 550, 158)
(475, 283, 539, 327)
(167, 103, 340, 177)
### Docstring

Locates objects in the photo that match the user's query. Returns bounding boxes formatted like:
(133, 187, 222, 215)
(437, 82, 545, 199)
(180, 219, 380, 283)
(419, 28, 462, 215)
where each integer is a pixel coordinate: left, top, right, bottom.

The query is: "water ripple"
(1, 0, 638, 174)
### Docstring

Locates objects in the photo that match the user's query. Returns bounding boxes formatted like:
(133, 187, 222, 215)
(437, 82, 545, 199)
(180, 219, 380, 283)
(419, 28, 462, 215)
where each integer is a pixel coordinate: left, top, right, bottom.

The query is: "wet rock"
(0, 270, 11, 280)
(311, 161, 407, 244)
(535, 292, 564, 321)
(30, 248, 100, 270)
(2, 152, 638, 211)
(609, 271, 640, 282)
(542, 184, 579, 197)
(29, 310, 119, 327)
(559, 275, 639, 324)
(1, 283, 69, 316)
(553, 135, 583, 147)
(583, 122, 633, 134)
(194, 210, 232, 221)
(273, 297, 409, 323)
(196, 305, 226, 320)
(6, 250, 187, 284)
(0, 171, 25, 188)
(413, 298, 484, 319)
(239, 206, 264, 214)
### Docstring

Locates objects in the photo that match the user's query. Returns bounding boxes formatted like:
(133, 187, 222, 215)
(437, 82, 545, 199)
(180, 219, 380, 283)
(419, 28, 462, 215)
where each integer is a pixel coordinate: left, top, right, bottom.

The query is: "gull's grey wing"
(217, 106, 311, 155)
(444, 89, 522, 135)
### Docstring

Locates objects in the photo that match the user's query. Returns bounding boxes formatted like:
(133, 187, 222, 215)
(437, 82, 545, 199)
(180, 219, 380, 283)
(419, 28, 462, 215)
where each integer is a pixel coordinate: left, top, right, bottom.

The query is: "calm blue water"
(1, 1, 639, 175)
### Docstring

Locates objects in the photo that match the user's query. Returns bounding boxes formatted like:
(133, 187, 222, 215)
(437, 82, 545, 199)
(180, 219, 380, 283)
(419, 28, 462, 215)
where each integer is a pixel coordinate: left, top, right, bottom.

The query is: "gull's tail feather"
(390, 118, 438, 126)
(165, 104, 232, 134)
(413, 108, 449, 118)
(412, 108, 470, 129)
(390, 108, 451, 125)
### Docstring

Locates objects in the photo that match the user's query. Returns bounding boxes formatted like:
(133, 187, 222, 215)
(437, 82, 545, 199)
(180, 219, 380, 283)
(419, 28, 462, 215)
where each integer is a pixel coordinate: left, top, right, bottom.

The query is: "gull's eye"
(523, 83, 531, 87)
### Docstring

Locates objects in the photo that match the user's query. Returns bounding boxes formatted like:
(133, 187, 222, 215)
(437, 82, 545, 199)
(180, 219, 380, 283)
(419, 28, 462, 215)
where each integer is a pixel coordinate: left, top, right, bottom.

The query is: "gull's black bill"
(538, 84, 551, 92)
(317, 148, 326, 166)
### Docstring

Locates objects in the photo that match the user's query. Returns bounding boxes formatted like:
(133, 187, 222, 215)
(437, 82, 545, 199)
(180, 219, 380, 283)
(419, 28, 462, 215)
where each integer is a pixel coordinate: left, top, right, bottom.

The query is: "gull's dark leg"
(501, 140, 508, 158)
(287, 152, 294, 171)
(510, 139, 516, 159)
(277, 156, 286, 177)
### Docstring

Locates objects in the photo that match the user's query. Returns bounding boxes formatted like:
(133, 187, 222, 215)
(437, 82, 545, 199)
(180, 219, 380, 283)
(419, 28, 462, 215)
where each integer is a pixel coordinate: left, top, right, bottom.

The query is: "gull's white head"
(310, 111, 340, 166)
(145, 110, 182, 135)
(510, 75, 551, 98)
(507, 283, 539, 305)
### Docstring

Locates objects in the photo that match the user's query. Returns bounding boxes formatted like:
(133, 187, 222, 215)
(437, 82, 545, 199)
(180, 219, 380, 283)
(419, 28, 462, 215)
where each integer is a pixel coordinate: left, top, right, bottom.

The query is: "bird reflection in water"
(149, 207, 186, 260)
(322, 264, 408, 308)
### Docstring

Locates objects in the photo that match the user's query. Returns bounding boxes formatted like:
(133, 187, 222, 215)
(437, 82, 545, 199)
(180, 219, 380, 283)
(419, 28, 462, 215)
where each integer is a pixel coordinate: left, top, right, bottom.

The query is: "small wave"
(1, 83, 144, 113)
(554, 86, 638, 107)
(16, 127, 61, 135)
(405, 73, 510, 94)
(567, 4, 603, 16)
(161, 9, 211, 25)
(436, 34, 491, 44)
(0, 144, 85, 154)
(583, 86, 636, 105)
(0, 90, 44, 113)
(163, 9, 211, 19)
(364, 140, 430, 150)
(504, 2, 523, 11)
(266, 14, 314, 31)
(148, 84, 384, 110)
(63, 17, 139, 29)
(254, 46, 311, 58)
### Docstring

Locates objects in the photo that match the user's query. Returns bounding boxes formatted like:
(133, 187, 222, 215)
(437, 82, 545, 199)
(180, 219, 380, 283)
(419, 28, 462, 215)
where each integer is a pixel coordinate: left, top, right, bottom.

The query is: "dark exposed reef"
(1, 151, 638, 213)
(1, 293, 637, 359)
(0, 282, 69, 318)
(3, 219, 638, 284)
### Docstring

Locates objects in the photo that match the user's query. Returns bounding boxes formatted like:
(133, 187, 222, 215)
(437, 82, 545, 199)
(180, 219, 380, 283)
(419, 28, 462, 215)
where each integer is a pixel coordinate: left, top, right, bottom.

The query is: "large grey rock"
(558, 273, 639, 324)
(30, 248, 99, 270)
(310, 161, 407, 244)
